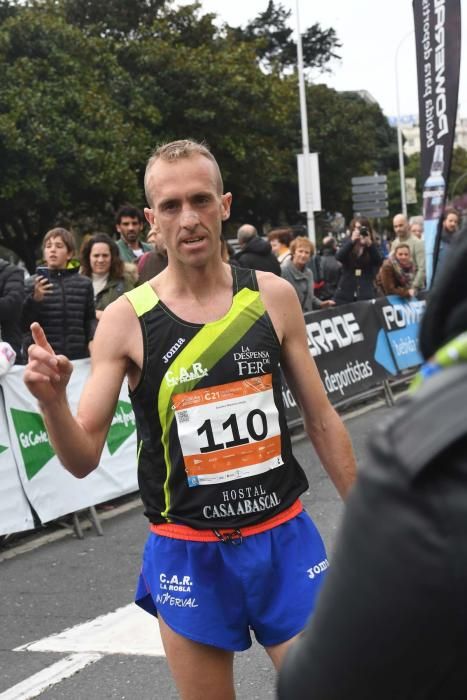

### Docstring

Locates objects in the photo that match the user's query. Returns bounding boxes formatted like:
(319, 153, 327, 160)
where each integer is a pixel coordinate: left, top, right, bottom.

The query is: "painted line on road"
(0, 653, 102, 700)
(15, 603, 165, 657)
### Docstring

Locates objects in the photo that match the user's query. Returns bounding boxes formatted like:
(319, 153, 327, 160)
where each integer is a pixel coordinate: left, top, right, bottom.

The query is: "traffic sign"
(351, 184, 388, 195)
(351, 175, 387, 185)
(353, 208, 390, 218)
(351, 174, 388, 219)
(352, 192, 388, 203)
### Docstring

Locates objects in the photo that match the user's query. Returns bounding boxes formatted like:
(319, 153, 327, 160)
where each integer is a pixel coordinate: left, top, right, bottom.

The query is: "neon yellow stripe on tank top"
(158, 287, 265, 519)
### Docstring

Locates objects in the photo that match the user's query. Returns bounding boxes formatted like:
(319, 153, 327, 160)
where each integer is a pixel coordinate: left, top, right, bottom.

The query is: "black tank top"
(125, 266, 308, 529)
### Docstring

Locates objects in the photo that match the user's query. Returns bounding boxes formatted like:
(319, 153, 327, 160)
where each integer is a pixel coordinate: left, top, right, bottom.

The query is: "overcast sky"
(178, 0, 466, 119)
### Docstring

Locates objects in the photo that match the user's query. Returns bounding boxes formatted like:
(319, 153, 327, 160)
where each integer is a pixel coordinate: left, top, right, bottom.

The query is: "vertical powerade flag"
(412, 0, 461, 287)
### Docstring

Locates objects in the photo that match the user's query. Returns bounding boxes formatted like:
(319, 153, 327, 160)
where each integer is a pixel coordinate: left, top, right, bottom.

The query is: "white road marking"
(0, 653, 102, 700)
(15, 603, 165, 657)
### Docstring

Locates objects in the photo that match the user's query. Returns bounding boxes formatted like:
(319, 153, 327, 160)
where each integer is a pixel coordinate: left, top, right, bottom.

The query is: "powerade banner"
(413, 0, 461, 286)
(302, 302, 390, 404)
(2, 361, 138, 525)
(373, 297, 426, 373)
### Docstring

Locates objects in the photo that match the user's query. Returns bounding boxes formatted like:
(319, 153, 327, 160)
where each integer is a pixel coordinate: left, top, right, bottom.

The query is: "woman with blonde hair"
(282, 237, 335, 312)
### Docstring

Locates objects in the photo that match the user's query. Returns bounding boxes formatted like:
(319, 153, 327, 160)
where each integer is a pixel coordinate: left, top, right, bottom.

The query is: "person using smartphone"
(22, 228, 96, 359)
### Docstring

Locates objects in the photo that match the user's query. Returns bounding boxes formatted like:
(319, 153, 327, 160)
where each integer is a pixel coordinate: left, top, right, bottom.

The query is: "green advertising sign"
(106, 400, 136, 455)
(10, 408, 55, 480)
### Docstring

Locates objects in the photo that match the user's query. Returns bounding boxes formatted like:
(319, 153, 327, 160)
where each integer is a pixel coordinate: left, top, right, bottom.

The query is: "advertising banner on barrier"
(2, 360, 138, 525)
(413, 0, 461, 286)
(303, 302, 391, 404)
(373, 296, 426, 373)
(0, 387, 35, 534)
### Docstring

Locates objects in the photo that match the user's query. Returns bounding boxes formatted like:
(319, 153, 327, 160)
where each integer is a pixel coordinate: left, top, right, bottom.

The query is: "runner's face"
(145, 155, 231, 267)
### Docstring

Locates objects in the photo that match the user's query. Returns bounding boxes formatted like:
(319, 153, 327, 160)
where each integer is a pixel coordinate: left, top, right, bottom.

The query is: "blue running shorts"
(135, 511, 329, 651)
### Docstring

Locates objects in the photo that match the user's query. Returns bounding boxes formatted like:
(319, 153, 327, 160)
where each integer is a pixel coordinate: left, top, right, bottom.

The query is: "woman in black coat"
(333, 217, 382, 305)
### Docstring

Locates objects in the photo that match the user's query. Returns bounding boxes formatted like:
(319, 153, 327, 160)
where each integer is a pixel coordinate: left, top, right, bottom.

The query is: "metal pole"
(296, 0, 316, 244)
(395, 32, 414, 218)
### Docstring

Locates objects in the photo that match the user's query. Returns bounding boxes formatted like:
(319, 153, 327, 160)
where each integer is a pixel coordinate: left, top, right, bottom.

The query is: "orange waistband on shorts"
(149, 499, 303, 542)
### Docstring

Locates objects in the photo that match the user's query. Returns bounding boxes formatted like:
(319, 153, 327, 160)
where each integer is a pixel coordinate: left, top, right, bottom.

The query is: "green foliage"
(228, 0, 341, 73)
(0, 3, 153, 268)
(0, 0, 397, 268)
(60, 0, 167, 36)
(307, 87, 398, 218)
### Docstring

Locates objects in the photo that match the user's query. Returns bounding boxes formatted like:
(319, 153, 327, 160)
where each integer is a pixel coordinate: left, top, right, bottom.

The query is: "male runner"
(24, 140, 356, 700)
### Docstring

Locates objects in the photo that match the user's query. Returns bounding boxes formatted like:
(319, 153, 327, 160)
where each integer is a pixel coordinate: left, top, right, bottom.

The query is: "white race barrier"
(0, 386, 35, 534)
(0, 296, 425, 536)
(0, 360, 138, 534)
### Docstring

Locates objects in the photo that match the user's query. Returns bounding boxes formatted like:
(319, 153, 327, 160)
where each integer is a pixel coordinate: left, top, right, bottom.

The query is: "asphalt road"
(0, 399, 395, 700)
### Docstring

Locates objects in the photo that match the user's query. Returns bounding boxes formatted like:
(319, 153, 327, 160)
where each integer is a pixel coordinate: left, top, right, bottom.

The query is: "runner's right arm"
(23, 298, 141, 478)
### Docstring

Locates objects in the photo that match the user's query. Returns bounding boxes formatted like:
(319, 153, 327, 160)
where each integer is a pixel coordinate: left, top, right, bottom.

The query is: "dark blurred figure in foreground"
(278, 229, 467, 700)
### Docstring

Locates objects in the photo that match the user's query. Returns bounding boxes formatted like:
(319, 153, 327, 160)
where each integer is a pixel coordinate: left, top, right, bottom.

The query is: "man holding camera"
(332, 217, 382, 305)
(391, 214, 425, 294)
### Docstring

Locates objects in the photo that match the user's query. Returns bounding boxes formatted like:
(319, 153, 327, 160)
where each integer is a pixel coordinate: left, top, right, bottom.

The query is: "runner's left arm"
(262, 275, 357, 498)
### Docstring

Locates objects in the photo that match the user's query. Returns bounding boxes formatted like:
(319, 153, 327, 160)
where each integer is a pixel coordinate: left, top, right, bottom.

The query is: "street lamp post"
(296, 0, 316, 245)
(395, 31, 414, 218)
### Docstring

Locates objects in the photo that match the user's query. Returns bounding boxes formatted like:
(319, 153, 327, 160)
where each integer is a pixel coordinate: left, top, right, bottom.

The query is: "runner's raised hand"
(23, 322, 73, 403)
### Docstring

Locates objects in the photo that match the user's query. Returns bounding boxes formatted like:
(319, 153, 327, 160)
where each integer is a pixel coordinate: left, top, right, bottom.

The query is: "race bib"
(172, 374, 283, 487)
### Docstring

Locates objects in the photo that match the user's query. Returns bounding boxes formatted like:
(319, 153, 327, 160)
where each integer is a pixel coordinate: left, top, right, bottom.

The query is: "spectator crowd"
(0, 203, 463, 373)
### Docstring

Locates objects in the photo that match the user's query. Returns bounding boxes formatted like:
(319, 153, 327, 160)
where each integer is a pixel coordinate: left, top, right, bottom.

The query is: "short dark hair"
(115, 204, 144, 225)
(443, 207, 460, 223)
(267, 228, 292, 247)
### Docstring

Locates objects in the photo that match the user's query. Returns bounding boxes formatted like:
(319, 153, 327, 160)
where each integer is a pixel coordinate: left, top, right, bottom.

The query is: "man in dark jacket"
(312, 236, 342, 301)
(0, 259, 25, 362)
(23, 228, 96, 359)
(278, 229, 467, 699)
(235, 224, 281, 275)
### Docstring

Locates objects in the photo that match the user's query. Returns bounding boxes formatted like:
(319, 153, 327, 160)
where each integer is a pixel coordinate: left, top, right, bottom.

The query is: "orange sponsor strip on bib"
(172, 374, 273, 411)
(184, 435, 281, 476)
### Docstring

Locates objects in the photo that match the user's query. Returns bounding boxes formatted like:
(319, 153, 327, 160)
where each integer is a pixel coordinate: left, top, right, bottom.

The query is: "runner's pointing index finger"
(30, 322, 55, 355)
